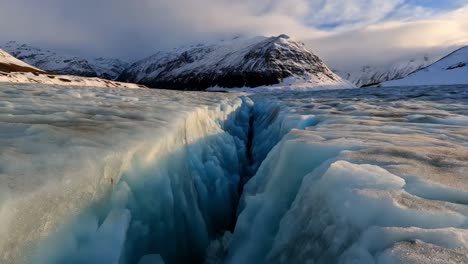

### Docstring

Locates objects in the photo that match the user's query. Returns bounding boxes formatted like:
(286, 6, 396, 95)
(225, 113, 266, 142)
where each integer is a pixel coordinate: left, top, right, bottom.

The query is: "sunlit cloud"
(0, 0, 467, 70)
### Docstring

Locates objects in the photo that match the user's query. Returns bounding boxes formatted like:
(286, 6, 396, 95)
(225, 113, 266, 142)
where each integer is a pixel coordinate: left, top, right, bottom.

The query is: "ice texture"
(0, 83, 251, 263)
(41, 209, 132, 264)
(228, 85, 468, 264)
(138, 254, 165, 264)
(0, 83, 467, 264)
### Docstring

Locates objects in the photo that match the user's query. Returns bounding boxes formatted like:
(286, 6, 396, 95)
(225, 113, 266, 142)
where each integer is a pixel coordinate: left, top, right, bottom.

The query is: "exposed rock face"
(117, 35, 344, 90)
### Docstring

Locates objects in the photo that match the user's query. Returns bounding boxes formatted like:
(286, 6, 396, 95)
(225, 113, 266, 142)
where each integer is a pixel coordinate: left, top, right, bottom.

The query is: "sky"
(0, 0, 467, 71)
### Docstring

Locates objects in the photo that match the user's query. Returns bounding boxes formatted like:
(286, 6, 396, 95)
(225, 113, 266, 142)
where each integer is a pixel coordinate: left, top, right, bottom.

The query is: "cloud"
(306, 6, 468, 70)
(0, 0, 321, 58)
(0, 0, 467, 70)
(305, 0, 404, 28)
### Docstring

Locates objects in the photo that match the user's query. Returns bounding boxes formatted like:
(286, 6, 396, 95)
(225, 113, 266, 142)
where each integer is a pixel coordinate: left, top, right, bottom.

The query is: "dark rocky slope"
(117, 35, 347, 90)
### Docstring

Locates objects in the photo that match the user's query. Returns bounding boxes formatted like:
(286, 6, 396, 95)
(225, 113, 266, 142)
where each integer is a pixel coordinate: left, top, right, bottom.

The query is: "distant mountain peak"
(2, 42, 129, 80)
(117, 34, 349, 90)
(0, 48, 142, 88)
(335, 53, 436, 87)
(381, 45, 468, 87)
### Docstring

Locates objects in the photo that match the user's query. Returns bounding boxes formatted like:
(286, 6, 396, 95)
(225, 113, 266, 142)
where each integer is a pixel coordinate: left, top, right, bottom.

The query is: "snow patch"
(382, 46, 468, 87)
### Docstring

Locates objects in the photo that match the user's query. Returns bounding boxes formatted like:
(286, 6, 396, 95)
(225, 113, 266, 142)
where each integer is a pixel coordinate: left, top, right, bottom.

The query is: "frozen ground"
(0, 83, 467, 264)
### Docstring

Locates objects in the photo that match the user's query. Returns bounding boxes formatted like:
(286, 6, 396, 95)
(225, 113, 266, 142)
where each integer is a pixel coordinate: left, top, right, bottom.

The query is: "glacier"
(227, 85, 468, 264)
(0, 83, 467, 264)
(0, 83, 253, 264)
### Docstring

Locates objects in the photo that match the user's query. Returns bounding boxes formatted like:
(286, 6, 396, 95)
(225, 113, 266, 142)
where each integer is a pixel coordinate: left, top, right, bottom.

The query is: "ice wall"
(248, 97, 319, 174)
(227, 85, 468, 264)
(0, 84, 252, 264)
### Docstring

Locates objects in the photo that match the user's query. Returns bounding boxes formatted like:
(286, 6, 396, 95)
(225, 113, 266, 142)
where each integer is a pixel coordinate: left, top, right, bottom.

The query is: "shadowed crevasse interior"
(31, 95, 296, 264)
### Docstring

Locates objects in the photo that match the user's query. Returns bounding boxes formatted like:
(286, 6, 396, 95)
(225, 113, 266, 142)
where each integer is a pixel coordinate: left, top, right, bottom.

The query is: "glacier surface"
(227, 85, 468, 264)
(0, 83, 467, 264)
(0, 84, 252, 263)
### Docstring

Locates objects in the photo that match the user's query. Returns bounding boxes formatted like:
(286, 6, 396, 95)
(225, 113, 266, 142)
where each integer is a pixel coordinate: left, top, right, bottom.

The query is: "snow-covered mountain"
(382, 46, 468, 87)
(3, 41, 98, 77)
(3, 42, 129, 80)
(335, 55, 433, 87)
(117, 35, 351, 90)
(0, 48, 45, 74)
(0, 48, 143, 88)
(91, 58, 130, 80)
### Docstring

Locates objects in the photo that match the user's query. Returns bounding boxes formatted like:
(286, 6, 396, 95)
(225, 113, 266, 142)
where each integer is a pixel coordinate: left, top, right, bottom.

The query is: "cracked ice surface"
(1, 82, 468, 264)
(228, 85, 468, 264)
(0, 83, 252, 264)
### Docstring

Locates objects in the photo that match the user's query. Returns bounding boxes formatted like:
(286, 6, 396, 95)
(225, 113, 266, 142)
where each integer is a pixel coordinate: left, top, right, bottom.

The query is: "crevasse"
(31, 96, 256, 264)
(31, 93, 312, 264)
(225, 88, 468, 264)
(3, 85, 467, 264)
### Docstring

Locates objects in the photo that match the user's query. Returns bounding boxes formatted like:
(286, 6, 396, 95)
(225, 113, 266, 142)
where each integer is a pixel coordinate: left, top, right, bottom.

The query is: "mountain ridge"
(3, 41, 129, 80)
(117, 35, 351, 90)
(0, 48, 45, 74)
(381, 45, 468, 87)
(334, 55, 434, 87)
(0, 48, 144, 89)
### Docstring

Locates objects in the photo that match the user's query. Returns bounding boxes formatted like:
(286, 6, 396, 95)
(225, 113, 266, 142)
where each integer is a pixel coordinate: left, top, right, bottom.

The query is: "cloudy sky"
(1, 0, 468, 70)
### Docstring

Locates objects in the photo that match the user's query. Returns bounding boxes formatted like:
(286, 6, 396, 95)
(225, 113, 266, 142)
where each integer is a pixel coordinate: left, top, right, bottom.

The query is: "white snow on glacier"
(0, 83, 467, 264)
